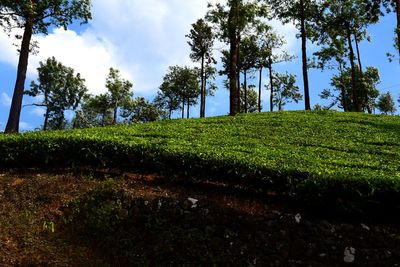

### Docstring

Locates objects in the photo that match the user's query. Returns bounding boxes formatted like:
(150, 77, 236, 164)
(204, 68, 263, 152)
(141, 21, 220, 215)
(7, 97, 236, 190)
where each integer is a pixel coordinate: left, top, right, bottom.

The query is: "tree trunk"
(258, 68, 262, 113)
(300, 0, 311, 111)
(338, 62, 348, 112)
(396, 0, 400, 63)
(182, 98, 185, 119)
(113, 106, 118, 125)
(354, 33, 363, 72)
(43, 108, 49, 131)
(187, 98, 190, 119)
(228, 0, 240, 116)
(346, 25, 360, 112)
(200, 55, 205, 118)
(5, 19, 34, 133)
(244, 70, 248, 113)
(354, 32, 369, 113)
(236, 34, 241, 113)
(268, 57, 274, 112)
(204, 75, 207, 117)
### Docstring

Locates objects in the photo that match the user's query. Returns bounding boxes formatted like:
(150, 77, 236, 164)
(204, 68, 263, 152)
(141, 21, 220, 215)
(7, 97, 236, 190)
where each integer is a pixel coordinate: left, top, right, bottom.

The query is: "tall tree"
(25, 57, 87, 130)
(157, 66, 200, 119)
(267, 0, 321, 110)
(376, 91, 397, 114)
(239, 35, 259, 113)
(255, 24, 294, 112)
(121, 97, 162, 123)
(73, 94, 113, 128)
(186, 18, 215, 118)
(240, 84, 259, 113)
(320, 66, 380, 112)
(271, 72, 302, 111)
(380, 0, 400, 61)
(207, 0, 267, 115)
(318, 0, 380, 111)
(105, 68, 133, 125)
(0, 0, 91, 133)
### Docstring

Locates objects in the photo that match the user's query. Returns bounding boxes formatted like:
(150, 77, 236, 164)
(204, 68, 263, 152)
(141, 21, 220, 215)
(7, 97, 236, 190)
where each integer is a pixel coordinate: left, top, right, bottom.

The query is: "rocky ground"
(0, 171, 399, 266)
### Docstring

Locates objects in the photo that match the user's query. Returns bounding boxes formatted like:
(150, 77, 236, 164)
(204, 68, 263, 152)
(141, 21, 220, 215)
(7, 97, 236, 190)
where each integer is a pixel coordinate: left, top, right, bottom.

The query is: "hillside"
(1, 111, 399, 208)
(1, 111, 400, 266)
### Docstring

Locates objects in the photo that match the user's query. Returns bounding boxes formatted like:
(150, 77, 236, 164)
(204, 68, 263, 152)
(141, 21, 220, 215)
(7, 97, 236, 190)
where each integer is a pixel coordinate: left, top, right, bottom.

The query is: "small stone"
(295, 213, 302, 224)
(361, 223, 370, 231)
(344, 247, 356, 263)
(187, 197, 198, 208)
(384, 250, 392, 259)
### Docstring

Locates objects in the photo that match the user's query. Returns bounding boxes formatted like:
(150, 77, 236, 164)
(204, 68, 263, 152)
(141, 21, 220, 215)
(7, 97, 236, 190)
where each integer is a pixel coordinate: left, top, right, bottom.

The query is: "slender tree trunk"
(43, 108, 49, 131)
(200, 55, 205, 118)
(268, 58, 274, 112)
(258, 68, 262, 113)
(338, 62, 348, 112)
(237, 69, 241, 112)
(182, 98, 185, 119)
(187, 98, 190, 119)
(300, 0, 311, 111)
(396, 0, 400, 63)
(346, 25, 360, 112)
(42, 90, 49, 131)
(228, 0, 240, 116)
(244, 70, 248, 113)
(204, 75, 207, 117)
(354, 32, 370, 113)
(236, 35, 241, 113)
(113, 106, 118, 125)
(5, 19, 34, 133)
(354, 33, 363, 72)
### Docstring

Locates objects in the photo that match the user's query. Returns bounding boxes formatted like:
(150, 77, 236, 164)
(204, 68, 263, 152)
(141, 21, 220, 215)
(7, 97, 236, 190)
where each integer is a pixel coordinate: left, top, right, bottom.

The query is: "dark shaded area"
(63, 175, 400, 267)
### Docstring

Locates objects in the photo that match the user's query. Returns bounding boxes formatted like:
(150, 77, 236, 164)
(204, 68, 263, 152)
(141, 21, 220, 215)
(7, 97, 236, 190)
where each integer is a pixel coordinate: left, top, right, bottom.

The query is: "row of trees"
(28, 57, 304, 130)
(26, 58, 162, 130)
(189, 0, 399, 116)
(1, 0, 399, 132)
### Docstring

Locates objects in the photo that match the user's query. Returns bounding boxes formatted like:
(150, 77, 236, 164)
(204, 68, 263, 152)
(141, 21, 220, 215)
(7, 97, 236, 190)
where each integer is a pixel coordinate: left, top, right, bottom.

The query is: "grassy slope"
(1, 111, 399, 203)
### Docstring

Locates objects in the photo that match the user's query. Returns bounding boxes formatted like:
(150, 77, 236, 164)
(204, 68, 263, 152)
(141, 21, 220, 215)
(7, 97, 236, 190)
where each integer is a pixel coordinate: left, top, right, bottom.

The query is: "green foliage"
(376, 92, 397, 115)
(121, 97, 163, 123)
(1, 112, 400, 207)
(156, 65, 200, 119)
(271, 72, 302, 111)
(240, 85, 259, 113)
(26, 57, 88, 130)
(321, 66, 380, 112)
(105, 68, 134, 124)
(0, 0, 91, 35)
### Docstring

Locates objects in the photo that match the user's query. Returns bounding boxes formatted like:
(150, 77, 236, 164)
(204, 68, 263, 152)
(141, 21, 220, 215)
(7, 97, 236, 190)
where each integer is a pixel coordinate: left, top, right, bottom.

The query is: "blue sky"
(0, 0, 399, 131)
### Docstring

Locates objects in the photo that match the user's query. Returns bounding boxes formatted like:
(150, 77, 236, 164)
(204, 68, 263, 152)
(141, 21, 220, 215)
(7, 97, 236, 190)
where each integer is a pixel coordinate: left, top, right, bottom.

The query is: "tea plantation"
(1, 111, 399, 207)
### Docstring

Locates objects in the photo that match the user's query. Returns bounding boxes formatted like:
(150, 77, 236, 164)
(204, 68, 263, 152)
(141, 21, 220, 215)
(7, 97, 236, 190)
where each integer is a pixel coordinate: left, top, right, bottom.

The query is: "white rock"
(344, 247, 356, 263)
(188, 197, 198, 208)
(361, 223, 370, 231)
(295, 213, 302, 224)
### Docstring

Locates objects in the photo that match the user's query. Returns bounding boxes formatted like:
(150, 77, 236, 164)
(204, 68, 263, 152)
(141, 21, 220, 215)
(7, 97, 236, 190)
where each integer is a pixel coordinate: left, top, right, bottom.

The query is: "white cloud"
(0, 1, 299, 100)
(19, 121, 33, 131)
(29, 28, 124, 95)
(1, 92, 11, 106)
(29, 106, 45, 117)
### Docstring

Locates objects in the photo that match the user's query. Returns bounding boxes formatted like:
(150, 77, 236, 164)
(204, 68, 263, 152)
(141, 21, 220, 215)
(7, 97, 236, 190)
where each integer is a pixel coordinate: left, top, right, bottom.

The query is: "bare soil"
(0, 171, 399, 266)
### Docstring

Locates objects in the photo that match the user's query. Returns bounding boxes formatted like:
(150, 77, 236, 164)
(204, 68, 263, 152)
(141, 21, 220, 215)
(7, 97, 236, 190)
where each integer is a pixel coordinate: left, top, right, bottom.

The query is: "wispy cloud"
(1, 92, 11, 107)
(19, 121, 33, 131)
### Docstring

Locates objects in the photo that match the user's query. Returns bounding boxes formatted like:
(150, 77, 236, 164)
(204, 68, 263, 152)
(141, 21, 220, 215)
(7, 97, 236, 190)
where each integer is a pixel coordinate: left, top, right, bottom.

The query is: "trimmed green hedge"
(1, 111, 400, 206)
